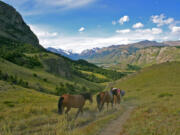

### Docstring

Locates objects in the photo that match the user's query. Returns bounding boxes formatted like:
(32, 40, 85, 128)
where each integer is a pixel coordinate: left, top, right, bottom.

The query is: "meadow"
(115, 61, 180, 135)
(0, 79, 128, 135)
(0, 55, 180, 135)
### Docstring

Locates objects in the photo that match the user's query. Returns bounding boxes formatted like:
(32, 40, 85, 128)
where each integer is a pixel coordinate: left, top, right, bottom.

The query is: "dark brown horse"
(58, 93, 93, 118)
(96, 89, 118, 111)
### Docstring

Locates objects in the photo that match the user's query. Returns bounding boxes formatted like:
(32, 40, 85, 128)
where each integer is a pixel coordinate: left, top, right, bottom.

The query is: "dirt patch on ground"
(99, 106, 134, 135)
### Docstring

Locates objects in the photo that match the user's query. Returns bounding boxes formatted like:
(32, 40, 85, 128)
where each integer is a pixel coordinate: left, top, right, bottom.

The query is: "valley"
(0, 1, 180, 135)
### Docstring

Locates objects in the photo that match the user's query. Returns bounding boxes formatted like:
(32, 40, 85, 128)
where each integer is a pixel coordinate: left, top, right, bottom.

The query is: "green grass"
(0, 57, 103, 95)
(114, 61, 180, 135)
(80, 70, 108, 79)
(1, 60, 179, 135)
(0, 80, 127, 135)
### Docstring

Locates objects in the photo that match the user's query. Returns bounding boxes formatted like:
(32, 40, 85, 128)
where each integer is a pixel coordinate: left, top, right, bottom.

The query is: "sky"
(2, 0, 180, 53)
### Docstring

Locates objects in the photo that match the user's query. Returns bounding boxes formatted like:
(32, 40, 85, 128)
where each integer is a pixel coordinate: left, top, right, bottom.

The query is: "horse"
(114, 89, 126, 104)
(96, 89, 118, 111)
(114, 89, 121, 105)
(58, 93, 93, 118)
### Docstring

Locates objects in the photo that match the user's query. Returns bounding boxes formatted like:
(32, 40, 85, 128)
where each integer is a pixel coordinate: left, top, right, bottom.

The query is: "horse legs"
(107, 102, 109, 111)
(114, 95, 117, 106)
(65, 107, 71, 114)
(111, 101, 114, 109)
(75, 108, 81, 119)
(100, 101, 104, 111)
(80, 109, 83, 115)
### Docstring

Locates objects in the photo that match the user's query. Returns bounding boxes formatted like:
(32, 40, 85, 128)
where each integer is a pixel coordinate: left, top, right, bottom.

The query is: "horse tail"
(96, 94, 101, 111)
(58, 97, 64, 114)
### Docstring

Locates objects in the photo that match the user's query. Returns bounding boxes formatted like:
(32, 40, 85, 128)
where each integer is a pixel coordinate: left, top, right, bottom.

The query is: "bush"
(33, 73, 38, 77)
(0, 41, 43, 69)
(3, 101, 15, 107)
(158, 93, 173, 98)
(55, 82, 87, 96)
(0, 71, 29, 88)
(126, 64, 141, 71)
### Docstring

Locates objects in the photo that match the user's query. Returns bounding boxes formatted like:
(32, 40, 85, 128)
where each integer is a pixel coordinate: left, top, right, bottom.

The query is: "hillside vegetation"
(114, 61, 180, 135)
(0, 37, 127, 94)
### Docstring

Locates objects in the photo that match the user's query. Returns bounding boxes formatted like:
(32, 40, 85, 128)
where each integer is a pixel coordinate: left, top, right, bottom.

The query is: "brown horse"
(96, 89, 118, 111)
(114, 89, 121, 105)
(58, 93, 93, 118)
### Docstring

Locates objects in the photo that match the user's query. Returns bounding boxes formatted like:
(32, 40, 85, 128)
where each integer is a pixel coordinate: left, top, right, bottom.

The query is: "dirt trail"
(99, 106, 134, 135)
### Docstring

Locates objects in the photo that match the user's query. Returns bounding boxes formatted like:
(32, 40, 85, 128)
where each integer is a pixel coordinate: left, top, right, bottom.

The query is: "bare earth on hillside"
(99, 106, 134, 135)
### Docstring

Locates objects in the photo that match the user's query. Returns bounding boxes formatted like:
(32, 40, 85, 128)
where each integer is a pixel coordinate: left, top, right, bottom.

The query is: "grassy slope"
(114, 62, 180, 135)
(0, 79, 128, 135)
(80, 70, 108, 79)
(1, 58, 180, 135)
(0, 41, 125, 135)
(0, 53, 103, 95)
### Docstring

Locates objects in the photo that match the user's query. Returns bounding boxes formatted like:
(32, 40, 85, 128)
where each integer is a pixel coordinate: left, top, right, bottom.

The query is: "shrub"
(33, 73, 38, 77)
(0, 71, 29, 88)
(3, 101, 15, 107)
(158, 93, 173, 98)
(43, 78, 47, 82)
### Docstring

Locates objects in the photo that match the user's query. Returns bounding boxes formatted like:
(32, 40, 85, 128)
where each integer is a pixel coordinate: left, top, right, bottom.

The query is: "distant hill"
(0, 1, 39, 46)
(163, 40, 180, 46)
(47, 40, 180, 69)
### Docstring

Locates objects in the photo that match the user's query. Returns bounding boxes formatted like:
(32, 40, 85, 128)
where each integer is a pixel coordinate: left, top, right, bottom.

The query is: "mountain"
(0, 1, 126, 95)
(163, 40, 180, 46)
(47, 40, 174, 68)
(47, 40, 180, 70)
(47, 47, 80, 60)
(0, 1, 39, 46)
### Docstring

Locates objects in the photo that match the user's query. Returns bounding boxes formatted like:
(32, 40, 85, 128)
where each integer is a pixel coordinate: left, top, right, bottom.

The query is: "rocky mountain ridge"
(0, 1, 39, 46)
(47, 40, 180, 68)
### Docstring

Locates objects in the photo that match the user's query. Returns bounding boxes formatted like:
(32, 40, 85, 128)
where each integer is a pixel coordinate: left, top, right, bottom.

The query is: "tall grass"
(115, 62, 180, 135)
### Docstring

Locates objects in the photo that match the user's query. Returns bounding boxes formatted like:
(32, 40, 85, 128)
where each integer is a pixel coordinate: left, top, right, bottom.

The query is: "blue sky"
(2, 0, 180, 53)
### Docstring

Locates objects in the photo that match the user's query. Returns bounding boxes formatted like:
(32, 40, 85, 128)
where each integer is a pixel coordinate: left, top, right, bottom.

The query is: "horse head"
(81, 93, 93, 103)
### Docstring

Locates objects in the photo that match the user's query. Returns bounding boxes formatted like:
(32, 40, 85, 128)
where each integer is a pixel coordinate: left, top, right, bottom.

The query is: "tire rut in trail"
(98, 106, 134, 135)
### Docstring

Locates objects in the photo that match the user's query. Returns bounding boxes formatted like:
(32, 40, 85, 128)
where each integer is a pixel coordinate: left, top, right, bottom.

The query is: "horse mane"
(80, 93, 91, 100)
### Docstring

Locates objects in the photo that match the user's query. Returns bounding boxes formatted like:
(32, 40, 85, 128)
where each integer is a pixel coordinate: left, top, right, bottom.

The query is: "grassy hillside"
(114, 62, 180, 135)
(0, 38, 129, 134)
(0, 37, 127, 95)
(0, 79, 129, 135)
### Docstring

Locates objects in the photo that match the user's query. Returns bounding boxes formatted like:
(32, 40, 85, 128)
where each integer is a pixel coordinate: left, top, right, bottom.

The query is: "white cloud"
(135, 28, 162, 35)
(78, 27, 85, 32)
(132, 22, 144, 29)
(170, 26, 180, 33)
(151, 14, 174, 27)
(151, 28, 162, 34)
(118, 16, 129, 25)
(30, 24, 180, 53)
(116, 29, 131, 34)
(3, 0, 96, 15)
(29, 25, 58, 38)
(36, 0, 95, 9)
